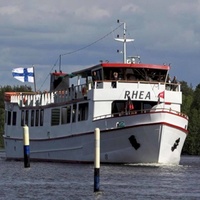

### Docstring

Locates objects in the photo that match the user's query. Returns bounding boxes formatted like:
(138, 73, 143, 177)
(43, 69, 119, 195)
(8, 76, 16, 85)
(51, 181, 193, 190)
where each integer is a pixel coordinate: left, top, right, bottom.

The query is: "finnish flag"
(12, 67, 34, 83)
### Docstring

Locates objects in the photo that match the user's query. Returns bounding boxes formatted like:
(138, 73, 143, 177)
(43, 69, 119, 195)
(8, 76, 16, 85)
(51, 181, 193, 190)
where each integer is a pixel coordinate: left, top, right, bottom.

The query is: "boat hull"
(4, 122, 187, 164)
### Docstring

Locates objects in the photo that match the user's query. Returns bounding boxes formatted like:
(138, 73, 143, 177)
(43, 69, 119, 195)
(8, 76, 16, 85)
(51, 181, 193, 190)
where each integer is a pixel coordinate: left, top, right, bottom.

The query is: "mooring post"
(94, 128, 100, 192)
(23, 125, 30, 168)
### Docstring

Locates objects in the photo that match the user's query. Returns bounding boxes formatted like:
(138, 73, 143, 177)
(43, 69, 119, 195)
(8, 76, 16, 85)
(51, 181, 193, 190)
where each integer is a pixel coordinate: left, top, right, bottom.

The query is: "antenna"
(115, 20, 134, 63)
(59, 55, 62, 71)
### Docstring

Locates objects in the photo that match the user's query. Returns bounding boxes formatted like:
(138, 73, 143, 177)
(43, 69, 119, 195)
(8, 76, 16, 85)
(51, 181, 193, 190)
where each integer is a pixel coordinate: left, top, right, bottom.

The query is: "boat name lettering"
(124, 91, 151, 100)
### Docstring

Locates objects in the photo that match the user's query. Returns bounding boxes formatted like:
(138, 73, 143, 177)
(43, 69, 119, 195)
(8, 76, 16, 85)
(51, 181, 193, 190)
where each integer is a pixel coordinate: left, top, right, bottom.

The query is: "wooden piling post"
(94, 128, 100, 192)
(23, 125, 30, 168)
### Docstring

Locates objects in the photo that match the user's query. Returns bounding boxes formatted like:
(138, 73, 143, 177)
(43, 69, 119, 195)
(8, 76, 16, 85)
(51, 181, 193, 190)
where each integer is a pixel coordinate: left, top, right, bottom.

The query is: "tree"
(180, 81, 193, 116)
(189, 84, 200, 155)
(0, 85, 32, 148)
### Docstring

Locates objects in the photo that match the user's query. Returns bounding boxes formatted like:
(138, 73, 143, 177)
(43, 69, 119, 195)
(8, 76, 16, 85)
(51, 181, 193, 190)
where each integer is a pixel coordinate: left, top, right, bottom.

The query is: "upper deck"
(4, 62, 180, 108)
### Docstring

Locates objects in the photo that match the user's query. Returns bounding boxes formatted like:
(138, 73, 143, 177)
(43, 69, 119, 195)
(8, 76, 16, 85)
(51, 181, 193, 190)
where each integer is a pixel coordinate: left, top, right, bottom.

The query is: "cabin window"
(92, 69, 102, 81)
(78, 103, 88, 121)
(25, 110, 29, 126)
(61, 106, 71, 124)
(21, 110, 25, 126)
(112, 101, 126, 115)
(67, 106, 71, 123)
(51, 108, 60, 126)
(103, 68, 125, 80)
(35, 110, 39, 126)
(142, 102, 157, 113)
(40, 109, 44, 126)
(72, 104, 77, 123)
(12, 111, 17, 126)
(7, 111, 11, 125)
(31, 110, 34, 127)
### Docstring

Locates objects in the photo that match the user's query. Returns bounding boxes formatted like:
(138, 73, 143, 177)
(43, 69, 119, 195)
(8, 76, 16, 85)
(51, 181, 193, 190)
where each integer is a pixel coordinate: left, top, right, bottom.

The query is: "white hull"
(3, 40, 189, 165)
(4, 112, 187, 164)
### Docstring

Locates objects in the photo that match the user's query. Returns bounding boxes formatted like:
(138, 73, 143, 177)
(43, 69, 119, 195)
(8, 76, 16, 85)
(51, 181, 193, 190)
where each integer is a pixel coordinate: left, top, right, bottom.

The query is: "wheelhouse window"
(92, 69, 102, 81)
(78, 103, 88, 121)
(103, 67, 168, 82)
(51, 108, 60, 126)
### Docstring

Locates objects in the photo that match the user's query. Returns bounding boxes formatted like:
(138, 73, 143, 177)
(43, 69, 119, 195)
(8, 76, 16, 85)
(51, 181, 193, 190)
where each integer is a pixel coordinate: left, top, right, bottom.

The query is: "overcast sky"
(0, 0, 200, 90)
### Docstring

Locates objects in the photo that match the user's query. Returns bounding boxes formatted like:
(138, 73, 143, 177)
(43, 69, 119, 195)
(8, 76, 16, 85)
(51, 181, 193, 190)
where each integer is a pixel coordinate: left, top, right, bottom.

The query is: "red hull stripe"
(4, 121, 188, 142)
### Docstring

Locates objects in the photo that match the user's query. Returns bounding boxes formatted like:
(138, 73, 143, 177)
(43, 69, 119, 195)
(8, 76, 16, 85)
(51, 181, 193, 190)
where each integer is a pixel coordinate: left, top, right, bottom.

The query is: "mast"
(59, 54, 62, 71)
(33, 66, 37, 93)
(115, 20, 134, 63)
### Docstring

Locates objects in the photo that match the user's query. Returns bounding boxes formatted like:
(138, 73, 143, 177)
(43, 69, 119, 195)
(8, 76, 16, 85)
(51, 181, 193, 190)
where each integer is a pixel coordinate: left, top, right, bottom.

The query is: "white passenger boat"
(3, 22, 188, 164)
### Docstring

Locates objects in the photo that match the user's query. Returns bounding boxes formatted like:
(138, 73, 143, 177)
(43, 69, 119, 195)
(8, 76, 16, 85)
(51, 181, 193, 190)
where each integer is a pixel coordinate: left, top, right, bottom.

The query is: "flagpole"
(33, 66, 37, 93)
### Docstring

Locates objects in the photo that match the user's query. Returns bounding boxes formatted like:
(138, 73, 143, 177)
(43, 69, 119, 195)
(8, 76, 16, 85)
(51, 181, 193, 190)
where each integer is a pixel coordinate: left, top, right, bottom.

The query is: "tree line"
(181, 81, 200, 155)
(0, 82, 200, 155)
(0, 85, 32, 147)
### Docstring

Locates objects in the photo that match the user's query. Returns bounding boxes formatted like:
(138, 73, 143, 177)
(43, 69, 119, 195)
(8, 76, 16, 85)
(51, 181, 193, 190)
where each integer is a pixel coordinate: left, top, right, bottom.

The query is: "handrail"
(93, 80, 180, 91)
(93, 107, 188, 121)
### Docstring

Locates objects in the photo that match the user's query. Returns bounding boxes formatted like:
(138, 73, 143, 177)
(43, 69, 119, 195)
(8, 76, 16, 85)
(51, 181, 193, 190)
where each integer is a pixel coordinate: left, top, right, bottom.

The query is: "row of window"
(6, 102, 89, 127)
(6, 109, 44, 127)
(111, 100, 156, 114)
(51, 103, 89, 126)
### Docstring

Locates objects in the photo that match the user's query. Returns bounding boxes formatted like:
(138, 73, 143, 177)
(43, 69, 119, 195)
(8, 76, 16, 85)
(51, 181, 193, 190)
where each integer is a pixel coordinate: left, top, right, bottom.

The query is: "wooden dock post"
(23, 125, 30, 168)
(94, 128, 100, 192)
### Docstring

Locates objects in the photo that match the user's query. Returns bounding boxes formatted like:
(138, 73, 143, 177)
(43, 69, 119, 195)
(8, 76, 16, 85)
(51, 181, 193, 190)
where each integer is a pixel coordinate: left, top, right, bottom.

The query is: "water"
(0, 153, 200, 200)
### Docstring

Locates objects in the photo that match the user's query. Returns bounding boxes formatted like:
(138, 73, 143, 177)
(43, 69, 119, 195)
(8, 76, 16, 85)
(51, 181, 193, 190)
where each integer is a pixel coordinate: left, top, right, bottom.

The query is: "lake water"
(0, 152, 200, 200)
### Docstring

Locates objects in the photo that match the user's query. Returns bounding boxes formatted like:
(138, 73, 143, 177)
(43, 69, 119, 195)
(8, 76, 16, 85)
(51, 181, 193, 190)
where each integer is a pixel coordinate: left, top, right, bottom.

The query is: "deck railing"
(4, 80, 180, 107)
(4, 83, 88, 107)
(93, 107, 188, 121)
(93, 80, 180, 91)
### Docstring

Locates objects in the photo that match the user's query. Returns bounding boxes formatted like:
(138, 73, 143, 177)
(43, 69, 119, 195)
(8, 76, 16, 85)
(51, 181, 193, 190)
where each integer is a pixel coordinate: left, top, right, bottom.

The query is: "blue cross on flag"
(12, 67, 34, 83)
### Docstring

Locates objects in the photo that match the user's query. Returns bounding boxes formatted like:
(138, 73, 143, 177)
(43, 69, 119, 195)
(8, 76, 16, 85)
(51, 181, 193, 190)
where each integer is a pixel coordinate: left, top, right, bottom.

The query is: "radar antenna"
(115, 20, 134, 63)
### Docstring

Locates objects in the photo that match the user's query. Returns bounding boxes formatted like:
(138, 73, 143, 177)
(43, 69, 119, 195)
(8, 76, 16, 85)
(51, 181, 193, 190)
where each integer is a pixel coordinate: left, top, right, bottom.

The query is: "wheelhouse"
(72, 62, 170, 85)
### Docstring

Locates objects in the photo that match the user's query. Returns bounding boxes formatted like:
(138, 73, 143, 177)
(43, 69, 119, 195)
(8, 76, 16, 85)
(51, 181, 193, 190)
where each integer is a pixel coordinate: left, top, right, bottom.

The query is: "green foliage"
(181, 82, 200, 155)
(0, 85, 32, 148)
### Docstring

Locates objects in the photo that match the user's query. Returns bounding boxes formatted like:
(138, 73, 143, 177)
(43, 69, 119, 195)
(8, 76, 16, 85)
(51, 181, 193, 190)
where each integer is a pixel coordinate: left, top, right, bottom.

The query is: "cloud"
(0, 5, 20, 15)
(75, 6, 110, 21)
(120, 3, 144, 14)
(0, 0, 200, 89)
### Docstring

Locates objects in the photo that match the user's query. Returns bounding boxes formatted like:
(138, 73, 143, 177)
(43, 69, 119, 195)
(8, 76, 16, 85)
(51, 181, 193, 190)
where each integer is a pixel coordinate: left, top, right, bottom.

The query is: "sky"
(0, 0, 200, 91)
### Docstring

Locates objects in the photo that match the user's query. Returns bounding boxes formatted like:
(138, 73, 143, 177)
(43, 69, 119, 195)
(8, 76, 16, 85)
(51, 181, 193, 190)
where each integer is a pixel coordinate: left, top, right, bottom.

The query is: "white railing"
(93, 107, 188, 121)
(5, 83, 89, 107)
(5, 80, 181, 107)
(93, 80, 180, 91)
